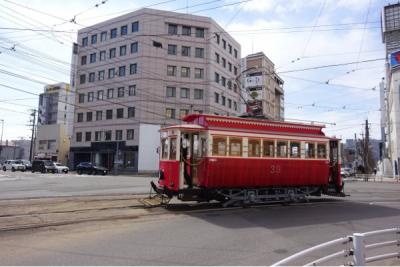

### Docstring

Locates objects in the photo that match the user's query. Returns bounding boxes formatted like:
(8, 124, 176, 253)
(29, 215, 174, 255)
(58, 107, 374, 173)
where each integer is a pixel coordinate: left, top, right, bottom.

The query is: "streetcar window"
(317, 143, 327, 159)
(169, 137, 177, 160)
(161, 138, 168, 159)
(229, 138, 242, 157)
(290, 142, 300, 158)
(277, 141, 288, 158)
(305, 143, 315, 158)
(201, 138, 207, 157)
(263, 140, 274, 157)
(212, 136, 227, 156)
(248, 139, 261, 157)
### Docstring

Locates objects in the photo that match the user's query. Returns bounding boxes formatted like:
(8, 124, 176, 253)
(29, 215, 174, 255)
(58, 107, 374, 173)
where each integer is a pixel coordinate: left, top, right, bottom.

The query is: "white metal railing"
(272, 228, 400, 266)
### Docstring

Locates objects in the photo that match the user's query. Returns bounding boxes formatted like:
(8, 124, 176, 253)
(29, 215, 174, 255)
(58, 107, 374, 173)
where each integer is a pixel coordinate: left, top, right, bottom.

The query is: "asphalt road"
(0, 171, 156, 199)
(0, 181, 399, 265)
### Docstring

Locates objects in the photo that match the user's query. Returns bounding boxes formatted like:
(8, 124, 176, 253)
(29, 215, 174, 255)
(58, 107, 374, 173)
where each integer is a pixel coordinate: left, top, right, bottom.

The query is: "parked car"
(17, 160, 32, 171)
(76, 162, 108, 175)
(31, 160, 57, 173)
(54, 162, 69, 173)
(341, 168, 350, 178)
(2, 160, 26, 172)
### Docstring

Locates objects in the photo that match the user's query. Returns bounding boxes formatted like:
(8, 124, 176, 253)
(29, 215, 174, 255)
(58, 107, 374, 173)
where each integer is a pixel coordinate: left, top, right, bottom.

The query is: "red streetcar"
(151, 114, 343, 206)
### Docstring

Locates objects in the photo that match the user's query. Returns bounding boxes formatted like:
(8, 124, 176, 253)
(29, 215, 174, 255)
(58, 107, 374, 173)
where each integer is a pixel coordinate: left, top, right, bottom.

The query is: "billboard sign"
(245, 75, 263, 87)
(390, 50, 400, 69)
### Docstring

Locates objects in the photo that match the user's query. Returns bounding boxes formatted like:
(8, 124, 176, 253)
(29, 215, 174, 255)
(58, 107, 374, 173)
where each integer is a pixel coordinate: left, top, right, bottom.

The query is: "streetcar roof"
(160, 124, 205, 131)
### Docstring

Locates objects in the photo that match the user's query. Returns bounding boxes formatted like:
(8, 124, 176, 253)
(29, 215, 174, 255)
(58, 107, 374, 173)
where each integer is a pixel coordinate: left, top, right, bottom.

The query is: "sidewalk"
(344, 175, 400, 183)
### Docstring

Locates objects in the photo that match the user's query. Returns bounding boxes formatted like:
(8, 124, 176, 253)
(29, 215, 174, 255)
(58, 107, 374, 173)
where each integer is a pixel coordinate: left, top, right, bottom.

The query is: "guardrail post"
(353, 233, 366, 266)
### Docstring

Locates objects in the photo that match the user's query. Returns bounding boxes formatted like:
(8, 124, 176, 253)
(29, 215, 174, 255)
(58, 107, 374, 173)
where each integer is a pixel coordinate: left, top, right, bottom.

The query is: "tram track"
(0, 195, 376, 233)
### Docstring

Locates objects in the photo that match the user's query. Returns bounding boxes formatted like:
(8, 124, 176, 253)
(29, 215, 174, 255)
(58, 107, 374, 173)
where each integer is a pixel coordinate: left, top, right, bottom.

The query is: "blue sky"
(0, 0, 387, 141)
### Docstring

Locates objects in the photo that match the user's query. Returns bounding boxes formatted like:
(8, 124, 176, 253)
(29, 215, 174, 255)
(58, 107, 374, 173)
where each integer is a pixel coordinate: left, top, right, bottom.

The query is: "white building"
(70, 8, 241, 173)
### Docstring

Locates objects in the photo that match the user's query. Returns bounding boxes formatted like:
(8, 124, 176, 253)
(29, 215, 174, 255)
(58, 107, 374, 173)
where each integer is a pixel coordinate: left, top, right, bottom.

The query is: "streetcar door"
(180, 131, 203, 188)
(329, 140, 339, 184)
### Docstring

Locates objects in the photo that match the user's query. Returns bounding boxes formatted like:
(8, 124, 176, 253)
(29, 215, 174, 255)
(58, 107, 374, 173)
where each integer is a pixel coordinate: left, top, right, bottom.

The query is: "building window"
(263, 140, 274, 157)
(228, 98, 232, 108)
(121, 25, 128, 36)
(234, 66, 238, 75)
(132, 21, 139, 32)
(180, 88, 189, 98)
(195, 47, 204, 58)
(131, 42, 138, 53)
(212, 136, 226, 156)
(222, 39, 226, 49)
(182, 26, 191, 36)
(81, 55, 87, 65)
(168, 44, 177, 55)
(115, 130, 123, 140)
(222, 57, 226, 68)
(128, 107, 135, 118)
(105, 130, 112, 141)
(228, 62, 232, 72)
(181, 46, 191, 56)
(82, 37, 88, 47)
(221, 76, 226, 87)
(221, 96, 226, 106)
(95, 131, 102, 141)
(194, 68, 204, 79)
(118, 87, 124, 97)
(91, 34, 97, 44)
(88, 92, 94, 102)
(78, 93, 85, 103)
(215, 33, 220, 44)
(127, 129, 134, 140)
(227, 80, 232, 90)
(180, 109, 189, 119)
(96, 110, 102, 121)
(88, 72, 95, 82)
(110, 28, 117, 38)
(228, 44, 232, 54)
(77, 113, 83, 122)
(215, 52, 220, 63)
(100, 31, 107, 42)
(167, 65, 176, 76)
(215, 72, 220, 83)
(109, 48, 116, 58)
(128, 85, 136, 96)
(79, 74, 86, 84)
(100, 50, 106, 61)
(277, 141, 288, 158)
(97, 90, 104, 100)
(130, 63, 137, 74)
(86, 112, 92, 122)
(85, 132, 91, 142)
(116, 108, 124, 119)
(234, 49, 238, 58)
(119, 66, 126, 77)
(166, 86, 176, 97)
(195, 27, 204, 38)
(214, 92, 219, 103)
(108, 68, 115, 79)
(106, 109, 113, 120)
(98, 70, 105, 81)
(290, 142, 301, 158)
(76, 132, 82, 142)
(107, 88, 114, 99)
(233, 83, 237, 92)
(89, 53, 96, 63)
(165, 108, 175, 119)
(168, 24, 177, 35)
(234, 101, 237, 111)
(181, 67, 190, 78)
(120, 45, 127, 56)
(123, 151, 135, 167)
(194, 88, 203, 99)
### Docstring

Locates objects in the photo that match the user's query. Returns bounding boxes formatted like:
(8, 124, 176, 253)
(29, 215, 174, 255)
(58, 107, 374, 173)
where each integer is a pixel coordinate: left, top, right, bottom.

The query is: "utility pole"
(365, 119, 370, 174)
(0, 119, 4, 162)
(29, 109, 36, 162)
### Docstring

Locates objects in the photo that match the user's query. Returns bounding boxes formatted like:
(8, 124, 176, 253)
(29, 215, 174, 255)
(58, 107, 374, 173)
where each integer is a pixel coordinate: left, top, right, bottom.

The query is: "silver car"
(2, 160, 26, 172)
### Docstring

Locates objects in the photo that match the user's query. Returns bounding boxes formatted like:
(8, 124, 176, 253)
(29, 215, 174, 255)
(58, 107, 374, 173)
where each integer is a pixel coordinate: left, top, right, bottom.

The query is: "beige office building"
(241, 52, 284, 121)
(70, 8, 241, 172)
